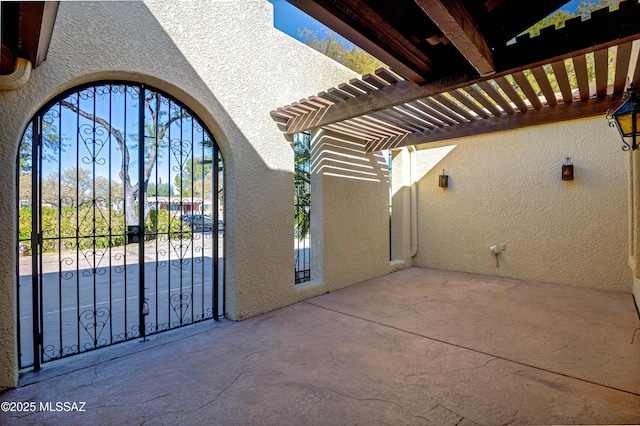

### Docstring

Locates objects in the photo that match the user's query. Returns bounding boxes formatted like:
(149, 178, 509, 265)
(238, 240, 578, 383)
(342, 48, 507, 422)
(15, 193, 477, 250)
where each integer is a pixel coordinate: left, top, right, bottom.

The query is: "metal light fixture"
(562, 157, 573, 181)
(607, 85, 640, 151)
(439, 169, 448, 188)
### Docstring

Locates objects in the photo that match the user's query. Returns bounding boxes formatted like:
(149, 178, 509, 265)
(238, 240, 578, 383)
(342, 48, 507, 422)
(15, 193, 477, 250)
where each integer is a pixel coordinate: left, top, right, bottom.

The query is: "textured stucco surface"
(391, 117, 632, 292)
(0, 0, 378, 389)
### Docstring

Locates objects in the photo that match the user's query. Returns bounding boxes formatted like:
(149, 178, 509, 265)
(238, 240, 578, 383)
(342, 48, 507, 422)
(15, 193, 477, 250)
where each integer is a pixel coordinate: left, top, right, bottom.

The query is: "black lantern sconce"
(439, 169, 448, 188)
(607, 85, 640, 151)
(562, 157, 573, 181)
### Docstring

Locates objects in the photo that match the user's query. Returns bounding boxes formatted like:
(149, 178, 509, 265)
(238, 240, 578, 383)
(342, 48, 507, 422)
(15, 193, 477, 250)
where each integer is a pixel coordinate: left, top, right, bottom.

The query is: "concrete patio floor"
(2, 267, 640, 425)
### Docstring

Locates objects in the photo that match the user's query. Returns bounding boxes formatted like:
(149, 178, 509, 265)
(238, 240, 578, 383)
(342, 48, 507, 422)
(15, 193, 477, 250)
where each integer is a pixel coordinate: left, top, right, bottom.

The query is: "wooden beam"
(284, 72, 474, 134)
(594, 49, 609, 97)
(493, 76, 529, 112)
(550, 60, 573, 104)
(286, 0, 430, 83)
(376, 95, 624, 151)
(477, 80, 515, 115)
(414, 0, 495, 76)
(512, 72, 543, 109)
(35, 2, 59, 67)
(465, 85, 503, 116)
(531, 66, 557, 106)
(572, 54, 590, 101)
(494, 1, 640, 73)
(613, 42, 633, 93)
(433, 93, 477, 122)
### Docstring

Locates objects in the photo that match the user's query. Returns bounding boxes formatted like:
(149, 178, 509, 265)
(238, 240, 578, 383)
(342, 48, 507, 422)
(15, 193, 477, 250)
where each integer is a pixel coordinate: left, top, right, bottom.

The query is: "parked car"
(218, 219, 224, 232)
(182, 214, 214, 231)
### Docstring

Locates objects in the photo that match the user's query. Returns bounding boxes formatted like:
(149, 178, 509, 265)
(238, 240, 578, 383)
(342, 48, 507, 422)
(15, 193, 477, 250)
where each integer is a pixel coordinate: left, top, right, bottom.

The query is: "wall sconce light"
(607, 84, 640, 151)
(439, 169, 448, 188)
(562, 157, 573, 181)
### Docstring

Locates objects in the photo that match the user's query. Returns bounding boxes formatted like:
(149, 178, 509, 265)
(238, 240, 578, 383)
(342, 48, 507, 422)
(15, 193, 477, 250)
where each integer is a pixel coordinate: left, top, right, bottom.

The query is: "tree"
(59, 86, 186, 226)
(40, 167, 124, 208)
(174, 156, 215, 198)
(294, 132, 311, 238)
(147, 178, 172, 197)
(576, 0, 619, 18)
(524, 0, 619, 37)
(41, 167, 91, 208)
(524, 9, 576, 37)
(512, 0, 620, 100)
(300, 29, 387, 75)
(18, 118, 64, 174)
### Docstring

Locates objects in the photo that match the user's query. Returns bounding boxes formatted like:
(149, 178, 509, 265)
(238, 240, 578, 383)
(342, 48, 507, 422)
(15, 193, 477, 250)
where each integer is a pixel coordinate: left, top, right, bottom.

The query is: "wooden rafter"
(414, 0, 495, 77)
(273, 40, 640, 152)
(274, 2, 640, 152)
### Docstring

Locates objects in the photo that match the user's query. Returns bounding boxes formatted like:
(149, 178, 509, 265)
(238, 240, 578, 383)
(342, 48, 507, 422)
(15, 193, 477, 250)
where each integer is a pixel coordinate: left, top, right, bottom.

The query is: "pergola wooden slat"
(273, 27, 640, 153)
(273, 0, 640, 152)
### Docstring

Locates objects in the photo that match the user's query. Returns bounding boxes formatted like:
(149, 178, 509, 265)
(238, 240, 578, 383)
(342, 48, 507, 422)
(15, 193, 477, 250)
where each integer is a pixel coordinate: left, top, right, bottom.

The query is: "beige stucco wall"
(392, 117, 632, 293)
(309, 131, 391, 290)
(0, 0, 393, 390)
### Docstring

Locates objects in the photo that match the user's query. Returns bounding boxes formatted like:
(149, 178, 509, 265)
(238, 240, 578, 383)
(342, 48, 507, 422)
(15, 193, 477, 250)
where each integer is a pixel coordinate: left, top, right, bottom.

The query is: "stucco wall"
(391, 117, 632, 293)
(0, 0, 387, 389)
(309, 131, 391, 290)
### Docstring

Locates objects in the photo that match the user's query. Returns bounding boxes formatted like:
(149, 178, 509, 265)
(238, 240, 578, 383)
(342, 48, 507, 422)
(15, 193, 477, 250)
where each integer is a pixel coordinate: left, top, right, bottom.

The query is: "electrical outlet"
(499, 243, 506, 251)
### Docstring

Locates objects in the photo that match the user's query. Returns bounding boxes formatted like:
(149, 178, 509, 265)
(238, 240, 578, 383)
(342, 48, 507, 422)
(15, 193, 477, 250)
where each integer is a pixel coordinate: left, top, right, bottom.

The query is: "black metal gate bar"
(191, 114, 196, 323)
(199, 124, 204, 320)
(31, 116, 41, 371)
(152, 93, 160, 333)
(55, 102, 63, 359)
(138, 84, 146, 340)
(214, 147, 220, 320)
(108, 84, 114, 346)
(123, 85, 130, 343)
(91, 86, 98, 349)
(74, 95, 80, 359)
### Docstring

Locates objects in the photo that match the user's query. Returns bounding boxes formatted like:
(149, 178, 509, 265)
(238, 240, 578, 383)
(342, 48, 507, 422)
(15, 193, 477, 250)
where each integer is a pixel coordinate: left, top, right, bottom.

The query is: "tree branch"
(59, 100, 137, 194)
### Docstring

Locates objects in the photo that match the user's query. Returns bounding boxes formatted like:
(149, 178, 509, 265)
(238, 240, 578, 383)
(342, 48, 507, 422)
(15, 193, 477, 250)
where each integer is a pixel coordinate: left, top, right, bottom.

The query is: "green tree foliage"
(524, 0, 618, 37)
(59, 86, 187, 227)
(18, 120, 65, 174)
(147, 178, 173, 197)
(294, 132, 311, 238)
(576, 0, 619, 18)
(146, 207, 190, 237)
(525, 9, 576, 37)
(174, 156, 215, 198)
(18, 204, 189, 255)
(39, 167, 124, 208)
(509, 0, 619, 102)
(300, 29, 387, 75)
(18, 205, 127, 253)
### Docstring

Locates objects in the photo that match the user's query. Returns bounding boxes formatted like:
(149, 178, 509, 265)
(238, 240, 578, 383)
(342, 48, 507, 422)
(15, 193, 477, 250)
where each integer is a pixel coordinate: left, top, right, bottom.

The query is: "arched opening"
(16, 81, 225, 370)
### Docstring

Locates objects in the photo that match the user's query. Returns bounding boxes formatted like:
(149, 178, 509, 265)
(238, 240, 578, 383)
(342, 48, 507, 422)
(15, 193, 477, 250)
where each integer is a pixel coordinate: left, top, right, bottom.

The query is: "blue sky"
(267, 0, 327, 43)
(268, 0, 587, 43)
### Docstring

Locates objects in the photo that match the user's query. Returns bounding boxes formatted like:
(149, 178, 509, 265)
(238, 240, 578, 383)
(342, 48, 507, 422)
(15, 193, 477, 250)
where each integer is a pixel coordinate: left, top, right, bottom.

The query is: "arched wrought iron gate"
(17, 82, 225, 370)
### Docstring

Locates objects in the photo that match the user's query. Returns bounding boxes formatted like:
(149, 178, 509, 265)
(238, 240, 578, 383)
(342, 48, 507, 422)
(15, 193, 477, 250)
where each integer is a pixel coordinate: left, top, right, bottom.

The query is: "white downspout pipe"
(0, 58, 32, 91)
(408, 146, 418, 258)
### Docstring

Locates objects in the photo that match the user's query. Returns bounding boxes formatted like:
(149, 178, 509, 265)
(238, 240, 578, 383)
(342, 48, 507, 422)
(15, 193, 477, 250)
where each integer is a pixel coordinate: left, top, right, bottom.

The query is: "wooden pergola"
(271, 0, 640, 151)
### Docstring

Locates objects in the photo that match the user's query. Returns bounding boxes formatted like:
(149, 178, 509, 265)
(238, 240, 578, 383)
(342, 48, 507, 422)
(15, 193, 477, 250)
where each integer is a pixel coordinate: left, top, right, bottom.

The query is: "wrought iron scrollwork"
(79, 307, 111, 349)
(170, 292, 192, 326)
(43, 344, 79, 361)
(78, 123, 108, 166)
